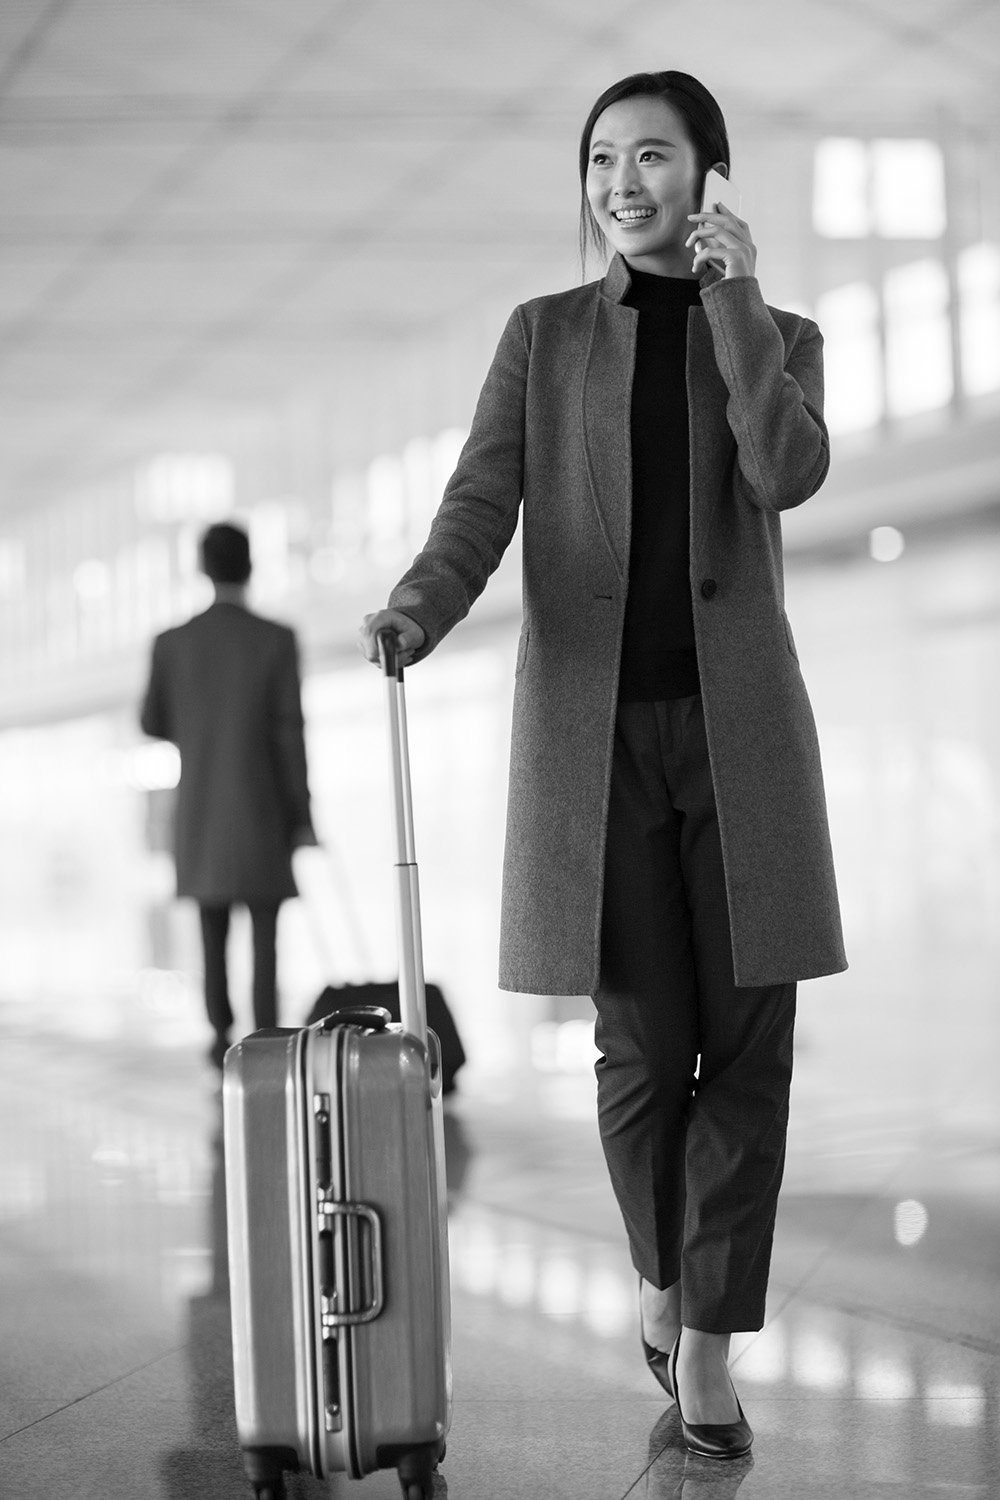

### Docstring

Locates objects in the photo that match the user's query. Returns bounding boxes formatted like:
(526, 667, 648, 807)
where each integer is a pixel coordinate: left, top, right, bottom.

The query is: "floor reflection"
(642, 1410, 754, 1496)
(2, 1024, 999, 1497)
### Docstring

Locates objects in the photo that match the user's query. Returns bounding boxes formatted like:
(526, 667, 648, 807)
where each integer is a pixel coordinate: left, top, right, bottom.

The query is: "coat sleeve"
(139, 635, 172, 741)
(269, 630, 314, 836)
(388, 306, 528, 661)
(700, 276, 830, 513)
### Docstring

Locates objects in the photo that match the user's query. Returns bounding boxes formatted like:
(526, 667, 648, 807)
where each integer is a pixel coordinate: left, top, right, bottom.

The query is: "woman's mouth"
(612, 207, 656, 225)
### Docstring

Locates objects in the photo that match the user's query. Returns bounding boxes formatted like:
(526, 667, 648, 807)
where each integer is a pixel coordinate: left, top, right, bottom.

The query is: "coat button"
(700, 578, 717, 600)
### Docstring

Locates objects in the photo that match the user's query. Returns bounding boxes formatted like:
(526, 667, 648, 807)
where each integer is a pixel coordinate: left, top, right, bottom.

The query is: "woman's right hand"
(357, 609, 427, 668)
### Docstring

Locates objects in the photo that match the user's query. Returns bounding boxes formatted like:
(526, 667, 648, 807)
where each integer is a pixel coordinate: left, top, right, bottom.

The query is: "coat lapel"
(685, 271, 731, 557)
(583, 255, 726, 579)
(581, 260, 635, 580)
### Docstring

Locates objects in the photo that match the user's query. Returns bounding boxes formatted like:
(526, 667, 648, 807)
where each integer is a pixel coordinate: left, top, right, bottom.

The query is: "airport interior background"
(1, 1, 999, 1496)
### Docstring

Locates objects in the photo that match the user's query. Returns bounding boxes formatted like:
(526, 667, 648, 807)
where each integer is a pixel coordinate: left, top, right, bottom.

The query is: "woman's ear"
(710, 161, 729, 180)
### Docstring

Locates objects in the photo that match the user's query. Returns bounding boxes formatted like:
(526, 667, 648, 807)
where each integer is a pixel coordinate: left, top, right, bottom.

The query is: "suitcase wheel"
(397, 1443, 437, 1498)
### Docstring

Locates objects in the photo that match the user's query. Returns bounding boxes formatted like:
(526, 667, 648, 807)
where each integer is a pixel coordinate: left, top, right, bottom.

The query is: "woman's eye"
(590, 154, 610, 166)
(639, 151, 662, 162)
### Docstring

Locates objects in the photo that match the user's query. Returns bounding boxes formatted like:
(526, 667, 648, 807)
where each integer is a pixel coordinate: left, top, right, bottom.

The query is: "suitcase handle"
(317, 1200, 385, 1326)
(318, 1005, 392, 1033)
(375, 628, 428, 1047)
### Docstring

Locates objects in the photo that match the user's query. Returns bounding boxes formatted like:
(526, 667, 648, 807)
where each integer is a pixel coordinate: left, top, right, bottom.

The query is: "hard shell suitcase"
(223, 630, 452, 1499)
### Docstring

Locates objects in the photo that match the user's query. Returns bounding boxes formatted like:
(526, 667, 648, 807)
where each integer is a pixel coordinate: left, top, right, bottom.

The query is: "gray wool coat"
(140, 602, 313, 906)
(390, 254, 848, 992)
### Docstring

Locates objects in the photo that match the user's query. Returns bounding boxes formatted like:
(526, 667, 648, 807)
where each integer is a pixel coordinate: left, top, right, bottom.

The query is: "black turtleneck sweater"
(617, 266, 703, 702)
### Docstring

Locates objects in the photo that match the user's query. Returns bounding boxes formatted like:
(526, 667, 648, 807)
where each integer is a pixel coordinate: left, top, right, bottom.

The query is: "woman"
(359, 70, 847, 1460)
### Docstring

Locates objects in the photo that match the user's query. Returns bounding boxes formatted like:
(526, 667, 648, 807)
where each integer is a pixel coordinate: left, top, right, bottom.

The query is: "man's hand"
(357, 609, 427, 668)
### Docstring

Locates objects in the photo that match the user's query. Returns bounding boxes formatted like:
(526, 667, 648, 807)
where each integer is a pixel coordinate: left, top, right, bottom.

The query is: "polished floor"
(2, 995, 999, 1500)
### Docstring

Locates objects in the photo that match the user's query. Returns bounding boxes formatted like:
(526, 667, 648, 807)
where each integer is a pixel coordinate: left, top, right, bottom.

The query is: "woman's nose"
(612, 161, 640, 197)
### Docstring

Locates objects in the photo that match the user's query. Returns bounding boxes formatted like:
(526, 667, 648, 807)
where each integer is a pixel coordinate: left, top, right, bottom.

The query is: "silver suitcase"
(223, 630, 452, 1500)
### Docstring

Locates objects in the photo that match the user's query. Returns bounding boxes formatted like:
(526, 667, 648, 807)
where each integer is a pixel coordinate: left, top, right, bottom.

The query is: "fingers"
(356, 609, 427, 668)
(687, 228, 743, 253)
(688, 204, 748, 229)
(686, 207, 756, 277)
(685, 215, 750, 251)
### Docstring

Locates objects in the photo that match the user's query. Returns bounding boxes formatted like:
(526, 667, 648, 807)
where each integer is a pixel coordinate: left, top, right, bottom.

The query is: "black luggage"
(306, 981, 466, 1095)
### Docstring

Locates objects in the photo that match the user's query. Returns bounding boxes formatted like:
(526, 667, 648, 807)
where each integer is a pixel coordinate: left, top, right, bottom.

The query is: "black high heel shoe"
(668, 1335, 753, 1460)
(639, 1277, 675, 1399)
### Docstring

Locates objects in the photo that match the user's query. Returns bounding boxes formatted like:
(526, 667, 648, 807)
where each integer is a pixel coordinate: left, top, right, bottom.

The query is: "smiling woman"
(579, 73, 733, 279)
(358, 67, 846, 1465)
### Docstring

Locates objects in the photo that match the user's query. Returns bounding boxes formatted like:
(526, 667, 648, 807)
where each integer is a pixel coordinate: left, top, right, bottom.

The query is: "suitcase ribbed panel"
(223, 1031, 317, 1470)
(307, 1025, 449, 1476)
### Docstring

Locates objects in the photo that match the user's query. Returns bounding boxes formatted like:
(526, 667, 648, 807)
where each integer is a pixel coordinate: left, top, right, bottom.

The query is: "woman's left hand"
(685, 202, 757, 280)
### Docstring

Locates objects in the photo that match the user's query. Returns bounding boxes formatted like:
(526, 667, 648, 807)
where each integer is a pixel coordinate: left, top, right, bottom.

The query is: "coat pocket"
(515, 626, 530, 676)
(781, 611, 799, 662)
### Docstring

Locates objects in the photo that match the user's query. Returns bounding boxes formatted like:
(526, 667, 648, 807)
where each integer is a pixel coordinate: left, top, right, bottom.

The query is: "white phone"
(696, 168, 742, 265)
(702, 167, 741, 216)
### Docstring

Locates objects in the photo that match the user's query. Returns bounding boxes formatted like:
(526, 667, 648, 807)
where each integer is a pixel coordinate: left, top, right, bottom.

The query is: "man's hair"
(200, 522, 251, 584)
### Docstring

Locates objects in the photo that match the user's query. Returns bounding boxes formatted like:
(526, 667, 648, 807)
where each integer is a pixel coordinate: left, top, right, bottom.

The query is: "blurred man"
(140, 521, 316, 1067)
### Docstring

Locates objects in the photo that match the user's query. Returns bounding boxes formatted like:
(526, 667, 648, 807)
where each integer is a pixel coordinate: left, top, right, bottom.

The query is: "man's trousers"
(593, 695, 796, 1334)
(199, 902, 280, 1036)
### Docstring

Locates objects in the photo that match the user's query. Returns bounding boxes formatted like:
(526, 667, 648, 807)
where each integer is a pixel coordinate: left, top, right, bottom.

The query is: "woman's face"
(586, 95, 703, 277)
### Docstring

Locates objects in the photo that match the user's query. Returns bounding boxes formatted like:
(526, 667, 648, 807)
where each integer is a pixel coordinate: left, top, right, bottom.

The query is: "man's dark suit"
(140, 600, 314, 1037)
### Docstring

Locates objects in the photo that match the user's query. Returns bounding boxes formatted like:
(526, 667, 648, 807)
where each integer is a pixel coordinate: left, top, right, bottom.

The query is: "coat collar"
(599, 251, 722, 303)
(582, 253, 725, 582)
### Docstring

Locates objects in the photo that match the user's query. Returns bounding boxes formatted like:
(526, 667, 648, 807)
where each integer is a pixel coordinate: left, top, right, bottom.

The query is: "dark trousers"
(199, 903, 280, 1035)
(593, 696, 796, 1334)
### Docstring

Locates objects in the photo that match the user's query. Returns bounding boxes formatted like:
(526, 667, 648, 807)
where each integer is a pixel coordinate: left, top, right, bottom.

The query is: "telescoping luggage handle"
(376, 628, 429, 1049)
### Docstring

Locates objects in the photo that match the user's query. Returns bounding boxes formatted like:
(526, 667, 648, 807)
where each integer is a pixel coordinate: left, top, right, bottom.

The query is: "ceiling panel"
(15, 0, 318, 96)
(0, 0, 996, 512)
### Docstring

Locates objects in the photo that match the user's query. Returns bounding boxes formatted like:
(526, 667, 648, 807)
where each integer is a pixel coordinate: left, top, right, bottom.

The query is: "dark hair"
(200, 522, 251, 584)
(577, 71, 731, 275)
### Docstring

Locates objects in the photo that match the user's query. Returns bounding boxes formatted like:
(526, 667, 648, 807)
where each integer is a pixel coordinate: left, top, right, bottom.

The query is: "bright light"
(431, 428, 467, 495)
(537, 1254, 583, 1316)
(814, 137, 947, 241)
(958, 242, 1000, 396)
(884, 259, 953, 416)
(893, 1198, 929, 1247)
(530, 1019, 599, 1074)
(496, 1244, 537, 1308)
(583, 1267, 631, 1338)
(0, 540, 26, 599)
(367, 454, 407, 568)
(737, 1322, 788, 1384)
(450, 1212, 501, 1297)
(792, 1329, 850, 1390)
(856, 1355, 916, 1398)
(125, 741, 181, 790)
(814, 139, 870, 238)
(816, 282, 883, 434)
(401, 436, 436, 538)
(308, 547, 346, 585)
(872, 140, 946, 238)
(869, 526, 905, 562)
(924, 1385, 986, 1426)
(136, 453, 234, 523)
(73, 559, 111, 601)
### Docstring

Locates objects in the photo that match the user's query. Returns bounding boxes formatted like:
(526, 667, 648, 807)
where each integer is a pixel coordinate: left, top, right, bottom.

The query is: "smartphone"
(701, 167, 741, 216)
(696, 168, 742, 265)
